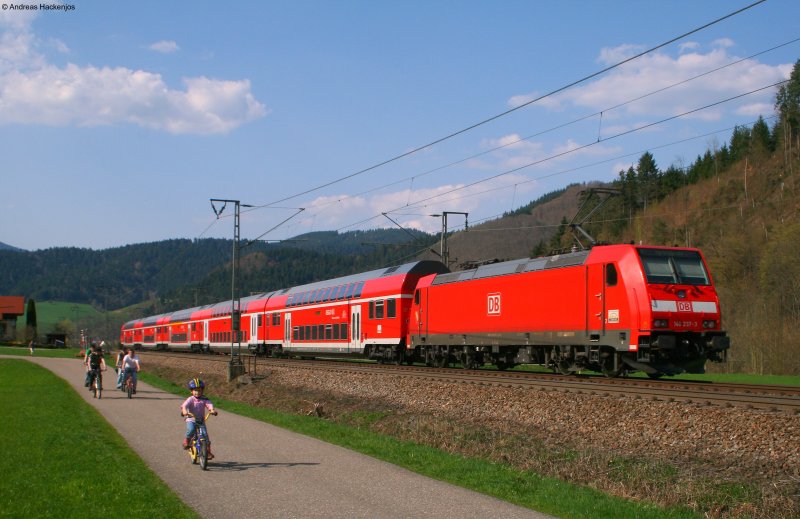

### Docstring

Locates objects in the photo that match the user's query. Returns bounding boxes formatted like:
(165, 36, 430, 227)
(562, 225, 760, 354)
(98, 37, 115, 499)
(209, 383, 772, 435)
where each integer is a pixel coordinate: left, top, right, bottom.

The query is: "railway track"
(145, 352, 800, 414)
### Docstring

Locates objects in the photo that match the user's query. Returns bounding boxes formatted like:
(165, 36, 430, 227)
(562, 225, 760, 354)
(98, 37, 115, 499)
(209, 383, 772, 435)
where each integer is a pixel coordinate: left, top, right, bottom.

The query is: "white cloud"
(277, 173, 539, 237)
(597, 44, 645, 65)
(0, 21, 267, 134)
(712, 38, 735, 48)
(149, 40, 179, 54)
(512, 42, 788, 124)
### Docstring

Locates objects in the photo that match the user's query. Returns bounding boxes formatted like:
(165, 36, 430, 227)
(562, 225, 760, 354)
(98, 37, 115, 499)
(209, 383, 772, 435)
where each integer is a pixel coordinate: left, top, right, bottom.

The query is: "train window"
(414, 290, 420, 305)
(272, 313, 280, 326)
(318, 324, 324, 339)
(325, 325, 332, 340)
(312, 325, 318, 340)
(344, 283, 356, 299)
(305, 325, 311, 340)
(258, 314, 263, 327)
(368, 301, 374, 319)
(333, 285, 343, 300)
(638, 248, 710, 285)
(353, 281, 365, 297)
(606, 264, 618, 287)
(375, 300, 385, 319)
(387, 298, 396, 318)
(340, 323, 348, 340)
(293, 327, 299, 341)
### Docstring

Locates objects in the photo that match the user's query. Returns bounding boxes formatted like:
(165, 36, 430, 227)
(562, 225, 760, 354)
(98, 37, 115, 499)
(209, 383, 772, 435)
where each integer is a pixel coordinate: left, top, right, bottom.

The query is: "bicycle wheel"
(127, 379, 132, 399)
(199, 441, 208, 470)
(189, 436, 198, 464)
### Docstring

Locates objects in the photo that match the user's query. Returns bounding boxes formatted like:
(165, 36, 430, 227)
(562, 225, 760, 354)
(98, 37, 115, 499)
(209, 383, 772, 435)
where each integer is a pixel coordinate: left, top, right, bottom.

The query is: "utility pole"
(95, 285, 110, 344)
(72, 305, 80, 347)
(211, 198, 252, 381)
(430, 211, 468, 269)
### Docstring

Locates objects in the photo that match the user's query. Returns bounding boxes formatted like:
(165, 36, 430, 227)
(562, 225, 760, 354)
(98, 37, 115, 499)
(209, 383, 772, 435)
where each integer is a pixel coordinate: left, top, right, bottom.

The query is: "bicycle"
(122, 367, 136, 399)
(88, 368, 104, 399)
(183, 411, 217, 470)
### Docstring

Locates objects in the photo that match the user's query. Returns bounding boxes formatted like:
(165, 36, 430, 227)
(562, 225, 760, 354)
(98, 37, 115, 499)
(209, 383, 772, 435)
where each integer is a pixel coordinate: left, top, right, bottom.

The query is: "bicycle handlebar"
(182, 410, 218, 420)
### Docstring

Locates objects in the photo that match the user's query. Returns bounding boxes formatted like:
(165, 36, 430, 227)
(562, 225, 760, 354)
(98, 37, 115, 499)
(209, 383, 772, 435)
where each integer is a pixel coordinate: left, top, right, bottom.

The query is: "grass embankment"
(0, 359, 197, 519)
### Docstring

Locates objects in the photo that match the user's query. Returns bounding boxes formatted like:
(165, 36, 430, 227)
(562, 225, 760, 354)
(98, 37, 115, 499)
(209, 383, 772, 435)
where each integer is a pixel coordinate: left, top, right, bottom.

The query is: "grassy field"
(0, 358, 198, 518)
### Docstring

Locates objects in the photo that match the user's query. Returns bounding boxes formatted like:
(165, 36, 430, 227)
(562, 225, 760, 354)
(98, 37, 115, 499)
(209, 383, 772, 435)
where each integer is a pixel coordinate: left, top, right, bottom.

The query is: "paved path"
(19, 356, 553, 519)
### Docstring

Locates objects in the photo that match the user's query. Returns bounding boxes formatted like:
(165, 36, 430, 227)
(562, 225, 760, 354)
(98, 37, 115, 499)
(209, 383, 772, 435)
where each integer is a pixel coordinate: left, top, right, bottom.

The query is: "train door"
(203, 320, 209, 344)
(250, 313, 258, 347)
(283, 313, 292, 350)
(415, 288, 427, 342)
(586, 264, 606, 339)
(350, 305, 362, 353)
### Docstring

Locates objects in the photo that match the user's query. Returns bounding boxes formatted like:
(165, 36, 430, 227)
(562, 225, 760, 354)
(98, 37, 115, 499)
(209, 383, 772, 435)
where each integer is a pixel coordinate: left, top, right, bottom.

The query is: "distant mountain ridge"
(0, 241, 24, 252)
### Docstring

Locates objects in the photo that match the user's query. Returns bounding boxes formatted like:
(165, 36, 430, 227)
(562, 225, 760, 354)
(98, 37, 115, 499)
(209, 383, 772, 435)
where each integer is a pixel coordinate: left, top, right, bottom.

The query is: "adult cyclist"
(86, 344, 107, 392)
(121, 348, 141, 394)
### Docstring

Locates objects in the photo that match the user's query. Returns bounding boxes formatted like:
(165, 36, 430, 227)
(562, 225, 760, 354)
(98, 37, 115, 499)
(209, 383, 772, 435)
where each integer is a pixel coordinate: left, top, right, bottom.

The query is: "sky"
(1, 0, 798, 251)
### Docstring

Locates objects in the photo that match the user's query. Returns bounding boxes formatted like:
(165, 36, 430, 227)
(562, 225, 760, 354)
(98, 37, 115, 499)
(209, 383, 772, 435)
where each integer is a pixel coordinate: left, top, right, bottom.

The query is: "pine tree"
(25, 298, 37, 342)
(775, 59, 800, 149)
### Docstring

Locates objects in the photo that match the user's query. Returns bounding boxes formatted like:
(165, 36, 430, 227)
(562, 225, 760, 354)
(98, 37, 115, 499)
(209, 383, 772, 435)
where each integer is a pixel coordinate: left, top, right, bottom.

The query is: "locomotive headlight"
(653, 319, 669, 328)
(702, 320, 717, 329)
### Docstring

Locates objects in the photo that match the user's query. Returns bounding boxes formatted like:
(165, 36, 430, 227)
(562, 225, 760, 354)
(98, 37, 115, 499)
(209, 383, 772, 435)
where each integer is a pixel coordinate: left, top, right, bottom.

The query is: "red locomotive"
(122, 244, 729, 377)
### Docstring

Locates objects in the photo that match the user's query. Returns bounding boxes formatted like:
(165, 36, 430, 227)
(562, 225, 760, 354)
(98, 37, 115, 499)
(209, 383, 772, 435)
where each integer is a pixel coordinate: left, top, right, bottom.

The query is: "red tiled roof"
(0, 296, 25, 316)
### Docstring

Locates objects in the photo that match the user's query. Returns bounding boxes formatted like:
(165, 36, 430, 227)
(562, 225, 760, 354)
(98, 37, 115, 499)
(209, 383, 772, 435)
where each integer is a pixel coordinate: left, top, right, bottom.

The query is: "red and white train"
(121, 244, 730, 377)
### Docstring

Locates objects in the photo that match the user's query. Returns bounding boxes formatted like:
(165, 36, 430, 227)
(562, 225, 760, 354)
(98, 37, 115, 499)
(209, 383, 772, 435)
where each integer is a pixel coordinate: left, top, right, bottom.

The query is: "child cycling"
(180, 378, 218, 459)
(86, 343, 107, 391)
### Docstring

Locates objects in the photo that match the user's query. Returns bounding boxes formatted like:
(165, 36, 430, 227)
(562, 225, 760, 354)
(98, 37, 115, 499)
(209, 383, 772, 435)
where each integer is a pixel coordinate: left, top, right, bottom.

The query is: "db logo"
(487, 293, 501, 315)
(677, 301, 693, 312)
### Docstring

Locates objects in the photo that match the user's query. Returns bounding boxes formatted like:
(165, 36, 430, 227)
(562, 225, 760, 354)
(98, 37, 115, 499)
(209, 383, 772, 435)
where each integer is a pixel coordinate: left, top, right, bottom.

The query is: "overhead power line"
(279, 36, 798, 233)
(330, 81, 786, 233)
(254, 0, 767, 209)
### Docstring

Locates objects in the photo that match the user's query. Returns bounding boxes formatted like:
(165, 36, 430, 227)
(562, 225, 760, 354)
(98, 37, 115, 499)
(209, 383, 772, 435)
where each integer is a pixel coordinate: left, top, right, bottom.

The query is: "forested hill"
(0, 241, 24, 252)
(0, 230, 438, 311)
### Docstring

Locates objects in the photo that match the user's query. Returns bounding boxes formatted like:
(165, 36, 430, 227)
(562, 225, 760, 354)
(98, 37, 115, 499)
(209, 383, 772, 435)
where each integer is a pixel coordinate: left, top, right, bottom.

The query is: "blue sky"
(1, 0, 797, 251)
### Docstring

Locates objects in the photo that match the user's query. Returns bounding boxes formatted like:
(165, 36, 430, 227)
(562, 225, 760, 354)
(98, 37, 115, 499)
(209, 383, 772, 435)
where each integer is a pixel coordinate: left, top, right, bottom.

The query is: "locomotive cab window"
(605, 264, 618, 287)
(638, 248, 710, 286)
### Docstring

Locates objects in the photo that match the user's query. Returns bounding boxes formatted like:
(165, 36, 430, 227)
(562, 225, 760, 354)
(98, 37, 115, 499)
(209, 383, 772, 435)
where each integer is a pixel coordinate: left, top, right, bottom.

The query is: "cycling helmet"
(188, 378, 205, 390)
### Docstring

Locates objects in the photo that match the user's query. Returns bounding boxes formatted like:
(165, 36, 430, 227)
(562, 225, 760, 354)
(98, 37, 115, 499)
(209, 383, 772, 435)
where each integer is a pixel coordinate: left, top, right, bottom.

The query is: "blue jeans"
(122, 367, 137, 391)
(185, 421, 211, 444)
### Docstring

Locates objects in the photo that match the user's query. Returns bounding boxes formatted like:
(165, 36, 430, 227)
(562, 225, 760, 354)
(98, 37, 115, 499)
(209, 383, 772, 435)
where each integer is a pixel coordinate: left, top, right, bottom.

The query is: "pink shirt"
(181, 395, 215, 422)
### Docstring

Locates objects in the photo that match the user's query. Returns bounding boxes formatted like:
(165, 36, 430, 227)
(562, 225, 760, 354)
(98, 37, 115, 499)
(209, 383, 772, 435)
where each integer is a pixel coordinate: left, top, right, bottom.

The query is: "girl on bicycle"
(180, 378, 218, 459)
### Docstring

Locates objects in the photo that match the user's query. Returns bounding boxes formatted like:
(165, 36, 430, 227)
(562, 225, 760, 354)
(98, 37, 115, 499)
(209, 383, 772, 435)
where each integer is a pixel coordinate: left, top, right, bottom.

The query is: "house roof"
(0, 296, 25, 317)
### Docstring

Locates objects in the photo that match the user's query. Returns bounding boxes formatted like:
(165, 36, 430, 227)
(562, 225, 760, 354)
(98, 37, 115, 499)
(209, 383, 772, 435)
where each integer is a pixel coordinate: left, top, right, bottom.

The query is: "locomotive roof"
(432, 250, 590, 285)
